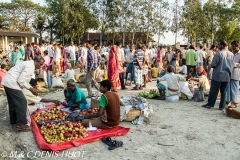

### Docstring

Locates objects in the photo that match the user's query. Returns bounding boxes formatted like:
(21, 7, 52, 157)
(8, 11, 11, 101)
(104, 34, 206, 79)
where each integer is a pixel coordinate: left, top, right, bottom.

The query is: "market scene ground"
(0, 68, 240, 160)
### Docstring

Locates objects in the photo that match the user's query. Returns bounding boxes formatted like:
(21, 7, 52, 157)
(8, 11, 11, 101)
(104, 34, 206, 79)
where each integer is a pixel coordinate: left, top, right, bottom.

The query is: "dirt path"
(0, 77, 240, 160)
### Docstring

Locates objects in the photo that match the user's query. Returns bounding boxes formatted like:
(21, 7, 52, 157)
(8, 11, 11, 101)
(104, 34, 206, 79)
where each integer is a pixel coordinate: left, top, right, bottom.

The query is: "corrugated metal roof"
(0, 30, 39, 37)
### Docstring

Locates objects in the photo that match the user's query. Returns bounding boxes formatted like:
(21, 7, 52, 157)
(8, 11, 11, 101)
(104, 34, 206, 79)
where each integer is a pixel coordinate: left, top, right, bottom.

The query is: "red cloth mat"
(31, 104, 130, 151)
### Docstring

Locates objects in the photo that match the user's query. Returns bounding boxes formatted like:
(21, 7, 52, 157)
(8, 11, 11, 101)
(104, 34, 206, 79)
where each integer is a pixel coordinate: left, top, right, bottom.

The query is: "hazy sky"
(1, 0, 207, 45)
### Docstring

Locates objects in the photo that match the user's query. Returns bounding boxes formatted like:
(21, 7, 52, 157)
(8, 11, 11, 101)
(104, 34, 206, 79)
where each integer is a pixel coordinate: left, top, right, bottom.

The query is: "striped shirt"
(133, 49, 144, 66)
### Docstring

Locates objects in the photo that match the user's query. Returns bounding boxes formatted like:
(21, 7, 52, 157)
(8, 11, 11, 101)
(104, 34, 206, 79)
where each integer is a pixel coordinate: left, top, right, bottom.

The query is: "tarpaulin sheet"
(31, 104, 130, 151)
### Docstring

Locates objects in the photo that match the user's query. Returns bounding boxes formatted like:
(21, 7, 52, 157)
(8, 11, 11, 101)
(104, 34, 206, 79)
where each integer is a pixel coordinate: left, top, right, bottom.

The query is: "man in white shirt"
(117, 42, 126, 90)
(47, 42, 54, 62)
(68, 41, 76, 68)
(100, 45, 106, 54)
(1, 56, 44, 131)
(80, 43, 88, 72)
(53, 44, 61, 71)
(125, 44, 135, 85)
(196, 46, 204, 67)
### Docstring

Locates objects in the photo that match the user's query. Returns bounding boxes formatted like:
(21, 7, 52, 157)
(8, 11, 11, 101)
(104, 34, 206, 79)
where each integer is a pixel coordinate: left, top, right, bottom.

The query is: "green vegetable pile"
(138, 90, 159, 99)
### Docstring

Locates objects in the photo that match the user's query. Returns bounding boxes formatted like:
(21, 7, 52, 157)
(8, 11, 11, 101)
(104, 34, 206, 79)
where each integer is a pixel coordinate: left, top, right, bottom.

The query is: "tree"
(33, 15, 47, 43)
(0, 0, 45, 31)
(180, 0, 205, 45)
(46, 0, 99, 44)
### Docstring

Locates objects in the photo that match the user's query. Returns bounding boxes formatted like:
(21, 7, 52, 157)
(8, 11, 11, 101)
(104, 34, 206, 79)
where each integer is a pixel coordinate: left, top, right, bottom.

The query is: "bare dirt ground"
(0, 70, 240, 160)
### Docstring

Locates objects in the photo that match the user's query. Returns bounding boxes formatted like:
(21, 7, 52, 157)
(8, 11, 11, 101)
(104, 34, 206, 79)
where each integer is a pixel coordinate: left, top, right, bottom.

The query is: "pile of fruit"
(138, 89, 159, 99)
(79, 107, 99, 116)
(33, 107, 68, 123)
(40, 121, 89, 144)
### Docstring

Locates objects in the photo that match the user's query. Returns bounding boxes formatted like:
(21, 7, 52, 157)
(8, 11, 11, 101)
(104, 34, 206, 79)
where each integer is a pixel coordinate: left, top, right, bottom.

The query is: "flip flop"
(15, 125, 31, 132)
(102, 137, 113, 146)
(108, 140, 123, 150)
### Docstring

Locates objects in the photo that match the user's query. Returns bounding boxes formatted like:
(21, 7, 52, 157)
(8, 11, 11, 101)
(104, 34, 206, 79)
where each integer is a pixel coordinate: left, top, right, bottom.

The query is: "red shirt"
(157, 50, 162, 63)
(0, 69, 7, 83)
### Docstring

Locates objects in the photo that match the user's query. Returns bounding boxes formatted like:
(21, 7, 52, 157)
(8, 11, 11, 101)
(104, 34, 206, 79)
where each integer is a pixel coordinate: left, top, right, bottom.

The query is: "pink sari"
(108, 46, 120, 90)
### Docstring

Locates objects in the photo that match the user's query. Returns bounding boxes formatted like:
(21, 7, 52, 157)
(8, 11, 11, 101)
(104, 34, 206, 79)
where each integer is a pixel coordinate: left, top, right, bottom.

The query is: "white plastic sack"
(51, 77, 64, 88)
(179, 82, 193, 99)
(142, 102, 153, 118)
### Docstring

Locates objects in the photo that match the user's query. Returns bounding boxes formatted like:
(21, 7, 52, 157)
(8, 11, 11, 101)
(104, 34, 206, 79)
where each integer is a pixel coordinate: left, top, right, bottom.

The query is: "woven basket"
(91, 98, 100, 108)
(124, 109, 141, 122)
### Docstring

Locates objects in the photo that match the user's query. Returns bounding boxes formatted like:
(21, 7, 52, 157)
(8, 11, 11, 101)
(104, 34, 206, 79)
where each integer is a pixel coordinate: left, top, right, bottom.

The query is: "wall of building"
(0, 36, 35, 51)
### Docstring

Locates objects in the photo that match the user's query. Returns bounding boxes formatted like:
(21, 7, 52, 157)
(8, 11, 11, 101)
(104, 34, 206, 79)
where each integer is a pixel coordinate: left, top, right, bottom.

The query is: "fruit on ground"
(40, 121, 88, 144)
(33, 107, 68, 123)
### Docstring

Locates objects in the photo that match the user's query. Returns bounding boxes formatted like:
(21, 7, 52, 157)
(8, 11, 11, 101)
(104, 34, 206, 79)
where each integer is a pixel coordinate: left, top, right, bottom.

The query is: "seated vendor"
(156, 65, 186, 100)
(62, 79, 88, 111)
(189, 66, 210, 92)
(82, 80, 124, 129)
(23, 79, 62, 105)
(61, 63, 75, 82)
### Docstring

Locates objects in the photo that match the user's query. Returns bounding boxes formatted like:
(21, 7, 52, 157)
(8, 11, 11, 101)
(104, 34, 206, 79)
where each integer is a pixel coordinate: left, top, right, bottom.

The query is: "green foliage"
(0, 0, 45, 31)
(46, 0, 99, 43)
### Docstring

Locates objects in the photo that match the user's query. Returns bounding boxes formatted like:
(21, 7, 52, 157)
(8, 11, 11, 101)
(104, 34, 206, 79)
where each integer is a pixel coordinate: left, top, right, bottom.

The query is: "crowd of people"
(0, 39, 239, 131)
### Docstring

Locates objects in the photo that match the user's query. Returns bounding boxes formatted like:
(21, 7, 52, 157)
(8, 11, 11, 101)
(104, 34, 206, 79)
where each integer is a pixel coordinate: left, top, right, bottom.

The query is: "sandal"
(202, 105, 211, 109)
(108, 140, 123, 150)
(102, 137, 113, 146)
(15, 124, 31, 132)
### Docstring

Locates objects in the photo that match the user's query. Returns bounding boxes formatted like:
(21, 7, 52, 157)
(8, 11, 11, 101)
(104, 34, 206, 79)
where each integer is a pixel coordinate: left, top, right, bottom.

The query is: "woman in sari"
(108, 45, 120, 92)
(11, 46, 22, 66)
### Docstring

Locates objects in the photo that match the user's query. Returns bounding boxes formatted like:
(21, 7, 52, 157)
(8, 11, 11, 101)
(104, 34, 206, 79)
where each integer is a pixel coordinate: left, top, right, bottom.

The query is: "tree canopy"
(1, 0, 240, 45)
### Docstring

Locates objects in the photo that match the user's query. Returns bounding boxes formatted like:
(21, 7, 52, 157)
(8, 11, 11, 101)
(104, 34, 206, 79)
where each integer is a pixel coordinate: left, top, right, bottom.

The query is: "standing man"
(80, 43, 88, 72)
(116, 42, 126, 90)
(53, 44, 61, 71)
(185, 45, 197, 75)
(132, 44, 144, 90)
(1, 56, 44, 131)
(47, 42, 54, 62)
(157, 47, 163, 73)
(226, 40, 240, 106)
(196, 46, 204, 67)
(68, 41, 76, 68)
(25, 44, 35, 61)
(202, 40, 234, 110)
(86, 41, 97, 98)
(125, 44, 135, 86)
(124, 45, 130, 59)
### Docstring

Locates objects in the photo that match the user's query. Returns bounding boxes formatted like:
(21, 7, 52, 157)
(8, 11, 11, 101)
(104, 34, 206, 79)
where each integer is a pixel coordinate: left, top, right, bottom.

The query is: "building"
(0, 29, 39, 51)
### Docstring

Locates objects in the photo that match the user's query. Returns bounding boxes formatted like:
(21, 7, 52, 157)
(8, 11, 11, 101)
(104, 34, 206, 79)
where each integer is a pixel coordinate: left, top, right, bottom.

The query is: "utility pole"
(175, 0, 178, 46)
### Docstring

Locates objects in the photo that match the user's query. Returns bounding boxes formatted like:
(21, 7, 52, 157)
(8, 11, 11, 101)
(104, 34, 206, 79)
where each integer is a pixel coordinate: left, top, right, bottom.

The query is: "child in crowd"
(82, 80, 124, 128)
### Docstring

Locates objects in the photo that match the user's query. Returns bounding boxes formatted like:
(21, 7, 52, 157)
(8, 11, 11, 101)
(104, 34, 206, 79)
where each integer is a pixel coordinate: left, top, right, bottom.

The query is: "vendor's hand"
(61, 102, 68, 107)
(30, 87, 39, 96)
